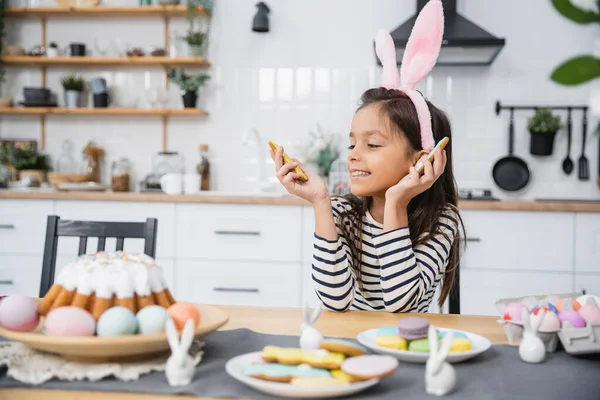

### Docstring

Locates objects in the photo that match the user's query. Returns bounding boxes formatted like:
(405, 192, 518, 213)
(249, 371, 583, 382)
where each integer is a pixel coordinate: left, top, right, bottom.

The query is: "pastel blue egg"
(136, 305, 169, 335)
(96, 306, 137, 337)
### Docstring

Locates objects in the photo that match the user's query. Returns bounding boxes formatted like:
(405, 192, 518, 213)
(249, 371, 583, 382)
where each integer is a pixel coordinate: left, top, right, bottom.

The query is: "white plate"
(356, 328, 491, 364)
(225, 352, 380, 399)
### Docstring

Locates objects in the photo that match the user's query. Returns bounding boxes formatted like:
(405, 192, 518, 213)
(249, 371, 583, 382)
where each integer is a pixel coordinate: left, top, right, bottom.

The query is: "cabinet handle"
(0, 224, 15, 230)
(582, 288, 587, 295)
(213, 287, 260, 293)
(214, 230, 261, 236)
(0, 280, 14, 285)
(465, 237, 481, 242)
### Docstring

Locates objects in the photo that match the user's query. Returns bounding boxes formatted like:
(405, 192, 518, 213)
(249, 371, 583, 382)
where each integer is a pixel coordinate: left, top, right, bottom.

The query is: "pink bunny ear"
(375, 29, 399, 90)
(400, 0, 444, 89)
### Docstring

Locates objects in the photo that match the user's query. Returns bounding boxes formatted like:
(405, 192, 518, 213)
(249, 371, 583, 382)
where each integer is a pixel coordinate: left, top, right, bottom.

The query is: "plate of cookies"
(225, 339, 398, 398)
(356, 317, 491, 364)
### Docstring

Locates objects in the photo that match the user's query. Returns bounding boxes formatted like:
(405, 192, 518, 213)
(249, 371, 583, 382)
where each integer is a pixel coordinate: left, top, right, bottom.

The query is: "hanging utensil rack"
(495, 101, 587, 114)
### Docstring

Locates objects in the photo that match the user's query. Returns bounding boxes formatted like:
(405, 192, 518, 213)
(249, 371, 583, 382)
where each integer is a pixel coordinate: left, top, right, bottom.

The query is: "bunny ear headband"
(375, 0, 444, 151)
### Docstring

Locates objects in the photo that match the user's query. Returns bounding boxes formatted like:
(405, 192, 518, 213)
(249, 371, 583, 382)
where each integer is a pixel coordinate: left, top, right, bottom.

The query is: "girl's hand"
(270, 145, 329, 205)
(385, 149, 447, 207)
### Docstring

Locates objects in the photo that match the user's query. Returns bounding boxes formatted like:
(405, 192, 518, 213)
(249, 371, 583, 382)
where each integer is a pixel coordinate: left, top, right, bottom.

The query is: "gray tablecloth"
(1, 328, 599, 399)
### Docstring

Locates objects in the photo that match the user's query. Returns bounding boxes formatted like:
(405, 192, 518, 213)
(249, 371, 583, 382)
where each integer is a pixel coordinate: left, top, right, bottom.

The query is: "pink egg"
(558, 309, 586, 328)
(579, 304, 600, 325)
(45, 307, 96, 337)
(503, 302, 526, 322)
(537, 310, 561, 332)
(0, 295, 39, 332)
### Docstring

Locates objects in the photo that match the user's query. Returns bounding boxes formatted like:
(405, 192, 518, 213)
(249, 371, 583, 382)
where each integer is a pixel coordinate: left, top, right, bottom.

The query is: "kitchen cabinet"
(0, 254, 43, 297)
(176, 259, 302, 308)
(574, 213, 600, 274)
(460, 269, 574, 316)
(0, 200, 54, 255)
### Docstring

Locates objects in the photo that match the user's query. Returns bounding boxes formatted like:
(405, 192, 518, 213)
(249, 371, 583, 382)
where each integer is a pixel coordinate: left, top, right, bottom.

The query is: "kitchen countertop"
(1, 189, 600, 212)
(0, 304, 506, 400)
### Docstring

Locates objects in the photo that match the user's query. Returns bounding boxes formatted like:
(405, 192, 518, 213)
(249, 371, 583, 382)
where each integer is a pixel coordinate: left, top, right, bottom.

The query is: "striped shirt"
(312, 197, 458, 313)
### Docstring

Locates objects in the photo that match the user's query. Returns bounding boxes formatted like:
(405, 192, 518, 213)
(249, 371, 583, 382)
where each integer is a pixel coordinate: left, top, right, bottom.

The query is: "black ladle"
(563, 107, 573, 175)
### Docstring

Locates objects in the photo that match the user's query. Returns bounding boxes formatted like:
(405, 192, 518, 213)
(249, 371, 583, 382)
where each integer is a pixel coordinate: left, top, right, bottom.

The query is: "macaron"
(438, 330, 468, 339)
(377, 326, 399, 336)
(0, 295, 39, 332)
(376, 335, 407, 350)
(397, 317, 429, 340)
(449, 338, 472, 353)
(408, 337, 434, 353)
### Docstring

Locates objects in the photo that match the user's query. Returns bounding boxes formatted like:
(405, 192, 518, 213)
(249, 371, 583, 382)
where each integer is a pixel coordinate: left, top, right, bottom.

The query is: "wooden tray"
(0, 303, 229, 363)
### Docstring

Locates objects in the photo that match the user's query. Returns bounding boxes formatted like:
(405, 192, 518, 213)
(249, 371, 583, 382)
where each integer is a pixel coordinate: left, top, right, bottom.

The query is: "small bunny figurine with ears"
(165, 318, 196, 386)
(299, 301, 323, 351)
(425, 326, 456, 396)
(519, 308, 546, 364)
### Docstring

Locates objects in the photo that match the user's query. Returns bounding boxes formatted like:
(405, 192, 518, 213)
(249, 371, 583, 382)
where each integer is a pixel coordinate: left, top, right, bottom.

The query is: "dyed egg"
(558, 309, 586, 328)
(579, 303, 600, 325)
(534, 310, 561, 332)
(97, 306, 137, 337)
(0, 295, 39, 332)
(136, 305, 169, 335)
(556, 298, 581, 313)
(167, 302, 200, 331)
(531, 304, 558, 315)
(503, 302, 527, 322)
(45, 306, 95, 337)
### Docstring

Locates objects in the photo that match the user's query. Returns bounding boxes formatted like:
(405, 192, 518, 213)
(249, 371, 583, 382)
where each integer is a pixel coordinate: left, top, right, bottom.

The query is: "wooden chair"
(39, 215, 158, 297)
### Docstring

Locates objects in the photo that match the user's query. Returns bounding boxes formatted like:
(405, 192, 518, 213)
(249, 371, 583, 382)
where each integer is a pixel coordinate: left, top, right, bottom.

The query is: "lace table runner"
(0, 340, 204, 385)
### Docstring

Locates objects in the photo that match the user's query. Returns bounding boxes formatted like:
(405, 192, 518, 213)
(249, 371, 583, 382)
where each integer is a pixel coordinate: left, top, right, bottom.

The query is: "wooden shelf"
(3, 56, 211, 68)
(5, 5, 209, 18)
(0, 107, 208, 116)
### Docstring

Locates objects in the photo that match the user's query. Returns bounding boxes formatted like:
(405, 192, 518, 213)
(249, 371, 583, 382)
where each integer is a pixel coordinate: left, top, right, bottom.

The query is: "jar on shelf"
(111, 158, 131, 192)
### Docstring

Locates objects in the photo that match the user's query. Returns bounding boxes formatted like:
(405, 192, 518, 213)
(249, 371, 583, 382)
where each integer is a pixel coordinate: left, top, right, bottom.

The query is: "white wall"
(1, 0, 598, 200)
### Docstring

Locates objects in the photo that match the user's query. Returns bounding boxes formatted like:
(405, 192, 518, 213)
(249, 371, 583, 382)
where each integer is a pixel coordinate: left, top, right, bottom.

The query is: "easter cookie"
(302, 349, 346, 369)
(341, 355, 398, 380)
(331, 369, 359, 383)
(244, 363, 330, 383)
(449, 338, 473, 353)
(377, 326, 399, 336)
(291, 377, 349, 386)
(376, 335, 407, 350)
(397, 317, 429, 340)
(261, 346, 304, 364)
(320, 338, 367, 356)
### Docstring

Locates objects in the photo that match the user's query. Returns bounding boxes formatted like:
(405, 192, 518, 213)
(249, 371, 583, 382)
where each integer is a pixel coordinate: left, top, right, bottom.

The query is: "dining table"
(0, 304, 508, 400)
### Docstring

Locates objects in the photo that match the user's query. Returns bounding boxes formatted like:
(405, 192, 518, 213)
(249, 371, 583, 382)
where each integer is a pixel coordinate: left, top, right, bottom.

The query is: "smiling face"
(347, 103, 417, 197)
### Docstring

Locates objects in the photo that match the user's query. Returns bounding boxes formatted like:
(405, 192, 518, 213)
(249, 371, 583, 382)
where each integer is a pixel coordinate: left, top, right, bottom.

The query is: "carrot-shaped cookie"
(268, 141, 309, 182)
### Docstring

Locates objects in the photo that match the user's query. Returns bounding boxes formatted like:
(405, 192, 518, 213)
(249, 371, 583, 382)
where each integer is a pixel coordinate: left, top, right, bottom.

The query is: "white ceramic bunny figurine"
(518, 308, 546, 364)
(165, 318, 196, 386)
(425, 326, 456, 396)
(299, 301, 323, 351)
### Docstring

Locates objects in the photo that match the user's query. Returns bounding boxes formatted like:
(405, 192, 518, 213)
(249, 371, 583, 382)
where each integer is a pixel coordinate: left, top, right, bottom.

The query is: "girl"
(270, 88, 462, 313)
(271, 4, 462, 313)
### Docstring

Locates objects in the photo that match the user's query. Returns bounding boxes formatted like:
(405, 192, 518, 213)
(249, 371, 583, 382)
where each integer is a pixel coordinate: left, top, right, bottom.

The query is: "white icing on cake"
(53, 252, 167, 299)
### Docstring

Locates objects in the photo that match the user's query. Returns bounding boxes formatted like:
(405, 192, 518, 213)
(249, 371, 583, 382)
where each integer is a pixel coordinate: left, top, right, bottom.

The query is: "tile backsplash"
(1, 0, 598, 200)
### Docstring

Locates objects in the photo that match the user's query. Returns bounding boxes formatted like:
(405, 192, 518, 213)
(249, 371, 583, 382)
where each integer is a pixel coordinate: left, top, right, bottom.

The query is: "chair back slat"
(116, 238, 125, 251)
(78, 237, 88, 256)
(97, 237, 106, 252)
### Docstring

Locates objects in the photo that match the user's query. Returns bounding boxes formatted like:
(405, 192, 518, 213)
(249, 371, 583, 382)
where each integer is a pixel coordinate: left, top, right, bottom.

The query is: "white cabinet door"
(176, 204, 302, 262)
(460, 210, 574, 273)
(574, 274, 600, 296)
(0, 254, 43, 297)
(0, 200, 54, 255)
(460, 269, 574, 316)
(54, 201, 175, 259)
(176, 260, 302, 308)
(575, 213, 600, 274)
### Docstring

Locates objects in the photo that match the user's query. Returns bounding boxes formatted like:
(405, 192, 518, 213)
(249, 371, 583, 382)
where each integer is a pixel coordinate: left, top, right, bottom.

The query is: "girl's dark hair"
(336, 87, 465, 308)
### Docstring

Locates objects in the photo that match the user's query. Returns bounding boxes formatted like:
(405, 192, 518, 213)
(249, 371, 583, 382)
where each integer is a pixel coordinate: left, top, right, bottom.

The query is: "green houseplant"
(60, 73, 86, 109)
(9, 147, 52, 184)
(527, 108, 563, 156)
(184, 30, 206, 57)
(167, 69, 210, 108)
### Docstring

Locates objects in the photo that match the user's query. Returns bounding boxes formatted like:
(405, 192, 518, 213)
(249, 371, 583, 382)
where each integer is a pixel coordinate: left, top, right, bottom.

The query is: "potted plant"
(47, 42, 59, 58)
(60, 73, 86, 108)
(527, 108, 563, 156)
(8, 147, 52, 184)
(184, 30, 206, 57)
(167, 69, 210, 108)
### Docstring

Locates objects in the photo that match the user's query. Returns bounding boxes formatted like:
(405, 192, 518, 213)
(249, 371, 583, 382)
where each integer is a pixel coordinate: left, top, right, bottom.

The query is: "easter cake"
(38, 251, 176, 320)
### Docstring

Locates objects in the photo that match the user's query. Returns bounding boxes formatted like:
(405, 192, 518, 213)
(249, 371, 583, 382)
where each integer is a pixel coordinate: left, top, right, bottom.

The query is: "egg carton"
(495, 292, 583, 352)
(557, 323, 600, 355)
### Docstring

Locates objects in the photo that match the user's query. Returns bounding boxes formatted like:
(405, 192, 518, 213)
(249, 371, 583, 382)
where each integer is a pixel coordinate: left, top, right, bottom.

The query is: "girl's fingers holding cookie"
(276, 161, 299, 180)
(283, 172, 300, 184)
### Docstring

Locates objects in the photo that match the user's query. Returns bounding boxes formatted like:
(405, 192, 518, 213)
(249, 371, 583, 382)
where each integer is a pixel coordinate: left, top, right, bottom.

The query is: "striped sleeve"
(311, 198, 355, 312)
(372, 211, 458, 313)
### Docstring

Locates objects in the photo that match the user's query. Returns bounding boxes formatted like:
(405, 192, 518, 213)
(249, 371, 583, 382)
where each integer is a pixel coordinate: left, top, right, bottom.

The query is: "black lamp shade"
(252, 2, 270, 33)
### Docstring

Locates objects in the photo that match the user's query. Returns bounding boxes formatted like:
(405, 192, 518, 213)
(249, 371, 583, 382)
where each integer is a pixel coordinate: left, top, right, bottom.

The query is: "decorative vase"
(182, 91, 198, 108)
(188, 45, 204, 57)
(64, 90, 82, 109)
(529, 130, 557, 156)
